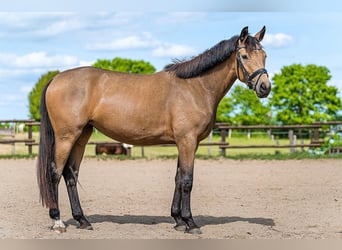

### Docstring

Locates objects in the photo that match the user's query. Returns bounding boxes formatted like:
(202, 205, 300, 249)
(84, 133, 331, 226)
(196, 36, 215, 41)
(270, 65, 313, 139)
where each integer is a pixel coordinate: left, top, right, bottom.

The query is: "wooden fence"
(0, 120, 39, 155)
(1, 120, 341, 156)
(215, 123, 330, 156)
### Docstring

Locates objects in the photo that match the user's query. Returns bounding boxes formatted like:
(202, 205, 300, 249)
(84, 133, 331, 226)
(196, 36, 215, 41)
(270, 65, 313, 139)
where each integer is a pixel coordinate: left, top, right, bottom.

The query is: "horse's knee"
(181, 174, 193, 193)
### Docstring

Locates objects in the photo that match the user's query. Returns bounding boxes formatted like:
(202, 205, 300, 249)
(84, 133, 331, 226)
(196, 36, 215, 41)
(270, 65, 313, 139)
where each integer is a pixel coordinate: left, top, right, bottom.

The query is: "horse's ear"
(239, 26, 249, 43)
(255, 26, 266, 42)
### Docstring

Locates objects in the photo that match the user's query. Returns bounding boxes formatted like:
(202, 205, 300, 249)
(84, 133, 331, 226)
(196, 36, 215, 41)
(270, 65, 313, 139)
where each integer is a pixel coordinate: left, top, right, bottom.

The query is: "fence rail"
(214, 122, 336, 155)
(1, 120, 341, 156)
(0, 120, 39, 155)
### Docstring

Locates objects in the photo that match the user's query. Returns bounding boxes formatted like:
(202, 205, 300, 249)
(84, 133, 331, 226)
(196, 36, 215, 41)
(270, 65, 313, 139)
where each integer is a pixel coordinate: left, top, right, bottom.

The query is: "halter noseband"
(236, 46, 268, 90)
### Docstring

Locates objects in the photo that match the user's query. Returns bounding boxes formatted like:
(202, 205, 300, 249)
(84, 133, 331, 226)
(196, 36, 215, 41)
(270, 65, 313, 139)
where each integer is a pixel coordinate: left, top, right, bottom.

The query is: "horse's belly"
(90, 118, 174, 146)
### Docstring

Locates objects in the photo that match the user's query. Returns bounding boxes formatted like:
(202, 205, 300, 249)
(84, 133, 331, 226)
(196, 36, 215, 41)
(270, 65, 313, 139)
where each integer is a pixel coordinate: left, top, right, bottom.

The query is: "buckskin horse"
(37, 26, 271, 234)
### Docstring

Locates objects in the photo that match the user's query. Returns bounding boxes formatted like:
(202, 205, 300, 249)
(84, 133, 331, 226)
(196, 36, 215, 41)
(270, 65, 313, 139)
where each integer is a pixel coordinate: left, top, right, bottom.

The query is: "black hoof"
(78, 224, 93, 230)
(78, 221, 93, 230)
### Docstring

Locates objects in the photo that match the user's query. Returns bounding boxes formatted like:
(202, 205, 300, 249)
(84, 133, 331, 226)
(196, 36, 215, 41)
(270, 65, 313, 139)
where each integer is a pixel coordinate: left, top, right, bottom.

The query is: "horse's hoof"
(51, 219, 66, 233)
(52, 226, 67, 233)
(185, 227, 202, 235)
(79, 224, 93, 230)
(174, 224, 187, 232)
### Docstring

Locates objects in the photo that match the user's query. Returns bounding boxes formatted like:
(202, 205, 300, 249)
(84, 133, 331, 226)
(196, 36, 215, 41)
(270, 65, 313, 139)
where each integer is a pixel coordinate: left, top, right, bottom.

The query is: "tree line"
(29, 58, 342, 125)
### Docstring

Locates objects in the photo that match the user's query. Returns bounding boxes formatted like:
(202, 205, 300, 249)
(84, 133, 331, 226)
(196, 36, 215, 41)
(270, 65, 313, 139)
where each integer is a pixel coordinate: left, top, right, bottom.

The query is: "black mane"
(164, 34, 260, 79)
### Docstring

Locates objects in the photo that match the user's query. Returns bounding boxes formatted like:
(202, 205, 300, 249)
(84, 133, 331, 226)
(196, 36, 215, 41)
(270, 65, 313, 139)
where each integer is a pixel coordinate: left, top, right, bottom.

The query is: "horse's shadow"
(65, 214, 275, 228)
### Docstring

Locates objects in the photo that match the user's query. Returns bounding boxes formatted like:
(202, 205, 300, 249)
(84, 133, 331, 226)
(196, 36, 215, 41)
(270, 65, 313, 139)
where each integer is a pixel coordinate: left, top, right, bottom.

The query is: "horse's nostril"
(257, 82, 271, 98)
(260, 82, 267, 91)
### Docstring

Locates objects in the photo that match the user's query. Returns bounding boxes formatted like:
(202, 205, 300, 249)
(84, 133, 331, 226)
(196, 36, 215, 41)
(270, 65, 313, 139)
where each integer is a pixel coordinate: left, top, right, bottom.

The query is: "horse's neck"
(199, 56, 237, 106)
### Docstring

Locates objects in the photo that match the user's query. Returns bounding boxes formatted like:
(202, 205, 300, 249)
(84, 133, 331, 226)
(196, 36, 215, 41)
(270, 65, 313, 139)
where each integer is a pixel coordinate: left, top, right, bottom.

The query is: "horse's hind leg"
(49, 136, 78, 233)
(49, 126, 89, 233)
(63, 125, 93, 230)
(48, 162, 65, 233)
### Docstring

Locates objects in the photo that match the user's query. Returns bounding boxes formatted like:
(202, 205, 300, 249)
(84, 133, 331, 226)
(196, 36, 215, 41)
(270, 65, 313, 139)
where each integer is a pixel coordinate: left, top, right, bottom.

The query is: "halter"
(236, 46, 268, 90)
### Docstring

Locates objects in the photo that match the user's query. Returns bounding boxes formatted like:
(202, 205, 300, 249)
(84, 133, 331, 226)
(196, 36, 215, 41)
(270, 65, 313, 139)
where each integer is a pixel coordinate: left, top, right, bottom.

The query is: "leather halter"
(236, 46, 268, 90)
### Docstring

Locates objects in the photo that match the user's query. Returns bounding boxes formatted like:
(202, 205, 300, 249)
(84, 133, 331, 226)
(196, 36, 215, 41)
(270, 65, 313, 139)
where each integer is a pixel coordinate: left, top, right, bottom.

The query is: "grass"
(1, 130, 342, 160)
(2, 151, 342, 161)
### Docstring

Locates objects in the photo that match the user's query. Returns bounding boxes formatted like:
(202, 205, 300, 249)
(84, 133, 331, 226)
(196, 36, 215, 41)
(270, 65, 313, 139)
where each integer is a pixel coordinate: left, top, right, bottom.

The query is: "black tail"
(37, 79, 57, 208)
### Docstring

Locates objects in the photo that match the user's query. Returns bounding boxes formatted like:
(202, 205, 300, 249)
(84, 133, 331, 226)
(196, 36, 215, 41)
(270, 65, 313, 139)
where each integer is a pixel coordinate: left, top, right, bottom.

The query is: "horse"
(37, 26, 271, 234)
(95, 142, 128, 155)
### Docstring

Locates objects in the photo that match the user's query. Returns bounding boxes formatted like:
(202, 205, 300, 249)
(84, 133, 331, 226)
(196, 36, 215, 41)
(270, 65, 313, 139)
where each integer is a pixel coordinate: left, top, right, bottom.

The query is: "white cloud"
(0, 52, 79, 69)
(79, 60, 95, 67)
(152, 44, 196, 58)
(0, 12, 63, 28)
(263, 33, 294, 48)
(87, 32, 196, 58)
(87, 33, 157, 51)
(34, 18, 83, 36)
(0, 12, 83, 38)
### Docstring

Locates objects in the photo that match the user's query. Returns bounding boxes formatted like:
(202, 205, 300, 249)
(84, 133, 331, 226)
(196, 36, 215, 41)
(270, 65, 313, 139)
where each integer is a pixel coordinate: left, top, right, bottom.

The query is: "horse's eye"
(242, 55, 248, 60)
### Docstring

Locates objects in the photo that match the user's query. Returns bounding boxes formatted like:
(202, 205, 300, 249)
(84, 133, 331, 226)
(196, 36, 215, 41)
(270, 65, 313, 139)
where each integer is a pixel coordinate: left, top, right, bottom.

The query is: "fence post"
(220, 128, 227, 156)
(288, 129, 296, 153)
(313, 127, 319, 143)
(11, 123, 15, 155)
(141, 146, 145, 158)
(208, 130, 213, 157)
(299, 128, 304, 152)
(27, 121, 33, 155)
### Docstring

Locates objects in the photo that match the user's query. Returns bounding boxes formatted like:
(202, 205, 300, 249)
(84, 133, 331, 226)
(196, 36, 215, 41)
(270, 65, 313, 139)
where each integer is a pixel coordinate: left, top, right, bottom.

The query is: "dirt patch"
(0, 158, 342, 239)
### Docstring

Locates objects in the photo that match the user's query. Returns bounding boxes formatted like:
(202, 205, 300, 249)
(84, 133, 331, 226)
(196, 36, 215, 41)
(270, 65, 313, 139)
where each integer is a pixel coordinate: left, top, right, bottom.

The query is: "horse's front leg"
(180, 168, 201, 234)
(172, 138, 202, 234)
(171, 159, 187, 231)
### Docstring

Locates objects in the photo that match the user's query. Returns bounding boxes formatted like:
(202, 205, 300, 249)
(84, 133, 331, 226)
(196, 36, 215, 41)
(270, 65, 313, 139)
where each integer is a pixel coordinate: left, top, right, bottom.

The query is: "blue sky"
(1, 1, 342, 119)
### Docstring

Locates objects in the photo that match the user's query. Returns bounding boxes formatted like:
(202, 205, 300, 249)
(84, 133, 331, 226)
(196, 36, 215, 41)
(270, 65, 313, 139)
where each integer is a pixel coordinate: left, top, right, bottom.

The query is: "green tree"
(269, 64, 341, 124)
(28, 70, 59, 121)
(216, 85, 271, 125)
(216, 96, 234, 123)
(230, 85, 271, 125)
(92, 57, 156, 74)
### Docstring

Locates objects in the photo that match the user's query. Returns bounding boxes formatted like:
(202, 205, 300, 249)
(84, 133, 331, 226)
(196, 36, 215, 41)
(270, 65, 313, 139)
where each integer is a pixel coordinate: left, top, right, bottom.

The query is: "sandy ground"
(0, 158, 342, 239)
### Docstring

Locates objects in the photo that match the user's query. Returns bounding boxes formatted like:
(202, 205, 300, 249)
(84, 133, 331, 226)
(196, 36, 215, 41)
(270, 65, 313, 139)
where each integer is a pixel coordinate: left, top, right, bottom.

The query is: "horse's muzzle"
(255, 80, 271, 98)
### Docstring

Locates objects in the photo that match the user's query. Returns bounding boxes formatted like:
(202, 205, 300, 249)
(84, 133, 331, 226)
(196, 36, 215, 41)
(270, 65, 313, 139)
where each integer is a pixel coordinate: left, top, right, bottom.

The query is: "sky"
(0, 0, 342, 119)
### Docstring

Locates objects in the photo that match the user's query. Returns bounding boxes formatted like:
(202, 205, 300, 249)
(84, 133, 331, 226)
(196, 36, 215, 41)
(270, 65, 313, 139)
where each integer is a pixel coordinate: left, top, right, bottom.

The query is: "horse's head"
(235, 26, 271, 98)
